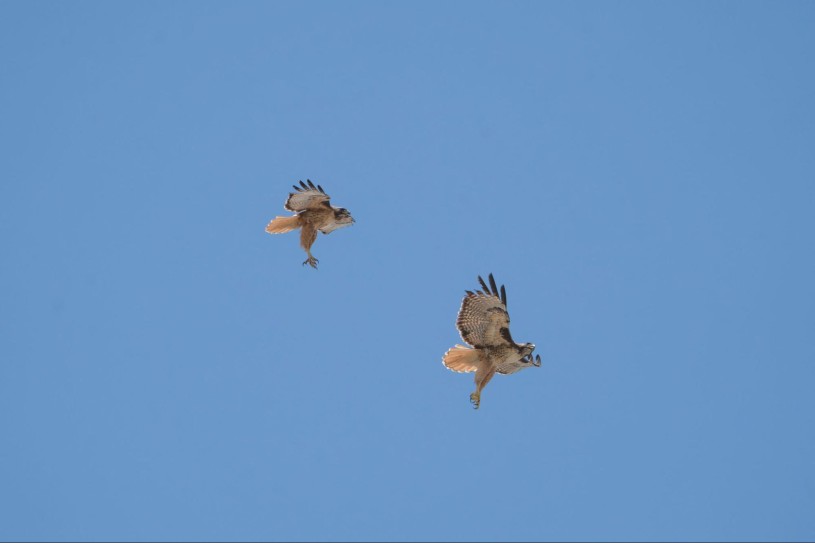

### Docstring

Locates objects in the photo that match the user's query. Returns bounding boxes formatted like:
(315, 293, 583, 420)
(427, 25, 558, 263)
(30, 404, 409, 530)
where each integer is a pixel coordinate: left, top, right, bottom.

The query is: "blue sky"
(2, 1, 814, 541)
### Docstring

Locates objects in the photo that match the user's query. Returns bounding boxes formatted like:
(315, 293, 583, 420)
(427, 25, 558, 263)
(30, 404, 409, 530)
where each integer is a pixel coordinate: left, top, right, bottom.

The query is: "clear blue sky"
(1, 1, 814, 541)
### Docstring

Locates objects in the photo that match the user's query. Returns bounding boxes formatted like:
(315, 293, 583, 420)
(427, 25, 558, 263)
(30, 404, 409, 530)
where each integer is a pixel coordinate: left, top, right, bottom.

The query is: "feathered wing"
(497, 354, 541, 375)
(284, 179, 331, 212)
(456, 274, 512, 348)
(442, 345, 483, 373)
(495, 359, 528, 375)
(319, 220, 348, 234)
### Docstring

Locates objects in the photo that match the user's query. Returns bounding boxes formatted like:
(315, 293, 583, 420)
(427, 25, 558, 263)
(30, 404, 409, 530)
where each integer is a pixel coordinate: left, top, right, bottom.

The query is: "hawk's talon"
(469, 392, 480, 410)
(302, 256, 319, 269)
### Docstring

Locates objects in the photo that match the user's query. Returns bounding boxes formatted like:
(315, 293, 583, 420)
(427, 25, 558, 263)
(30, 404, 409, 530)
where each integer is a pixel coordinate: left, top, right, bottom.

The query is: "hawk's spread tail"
(265, 215, 301, 234)
(442, 345, 482, 373)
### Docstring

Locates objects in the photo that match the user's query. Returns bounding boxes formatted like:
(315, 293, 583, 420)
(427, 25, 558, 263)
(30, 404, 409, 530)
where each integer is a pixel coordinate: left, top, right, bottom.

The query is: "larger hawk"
(442, 273, 541, 409)
(265, 179, 355, 268)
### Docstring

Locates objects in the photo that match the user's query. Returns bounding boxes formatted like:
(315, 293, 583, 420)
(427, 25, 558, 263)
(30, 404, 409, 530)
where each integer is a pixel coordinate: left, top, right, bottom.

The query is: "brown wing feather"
(456, 274, 512, 348)
(285, 179, 331, 212)
(497, 354, 540, 375)
(495, 359, 527, 375)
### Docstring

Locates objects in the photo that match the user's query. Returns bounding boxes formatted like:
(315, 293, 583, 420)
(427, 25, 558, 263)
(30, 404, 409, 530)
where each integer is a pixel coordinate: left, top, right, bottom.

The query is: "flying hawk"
(265, 179, 355, 268)
(442, 273, 541, 409)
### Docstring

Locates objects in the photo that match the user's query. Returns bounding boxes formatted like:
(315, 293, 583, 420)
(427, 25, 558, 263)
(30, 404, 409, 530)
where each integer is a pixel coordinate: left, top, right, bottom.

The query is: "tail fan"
(265, 215, 301, 234)
(442, 345, 482, 373)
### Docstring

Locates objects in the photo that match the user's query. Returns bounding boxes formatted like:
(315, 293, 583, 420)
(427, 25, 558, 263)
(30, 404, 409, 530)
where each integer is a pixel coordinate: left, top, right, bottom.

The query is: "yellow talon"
(469, 392, 480, 409)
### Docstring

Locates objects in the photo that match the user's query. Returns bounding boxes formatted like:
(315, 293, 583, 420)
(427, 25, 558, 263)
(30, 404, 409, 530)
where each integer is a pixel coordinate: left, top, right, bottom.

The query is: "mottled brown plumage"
(265, 179, 354, 268)
(442, 273, 540, 409)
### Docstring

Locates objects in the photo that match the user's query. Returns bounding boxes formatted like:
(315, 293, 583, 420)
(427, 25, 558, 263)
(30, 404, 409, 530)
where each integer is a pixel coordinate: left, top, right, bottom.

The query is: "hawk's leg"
(302, 252, 319, 269)
(470, 367, 496, 410)
(300, 224, 319, 269)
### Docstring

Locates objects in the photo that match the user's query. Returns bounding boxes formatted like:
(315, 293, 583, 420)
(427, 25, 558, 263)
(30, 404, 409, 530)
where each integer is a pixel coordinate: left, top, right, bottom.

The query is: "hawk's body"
(265, 180, 354, 268)
(442, 274, 540, 409)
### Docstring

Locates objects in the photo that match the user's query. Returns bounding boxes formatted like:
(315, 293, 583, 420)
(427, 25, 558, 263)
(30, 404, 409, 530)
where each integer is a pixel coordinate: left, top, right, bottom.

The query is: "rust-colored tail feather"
(442, 345, 482, 373)
(265, 215, 301, 234)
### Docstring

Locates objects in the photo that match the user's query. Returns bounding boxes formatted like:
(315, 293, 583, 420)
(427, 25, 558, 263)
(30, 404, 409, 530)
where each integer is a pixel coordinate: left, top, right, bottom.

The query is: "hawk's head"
(333, 207, 355, 228)
(518, 342, 535, 357)
(518, 343, 540, 367)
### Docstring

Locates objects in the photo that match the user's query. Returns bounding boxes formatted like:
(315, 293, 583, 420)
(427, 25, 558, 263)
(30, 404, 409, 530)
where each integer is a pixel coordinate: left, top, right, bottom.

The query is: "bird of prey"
(442, 273, 541, 409)
(265, 179, 355, 268)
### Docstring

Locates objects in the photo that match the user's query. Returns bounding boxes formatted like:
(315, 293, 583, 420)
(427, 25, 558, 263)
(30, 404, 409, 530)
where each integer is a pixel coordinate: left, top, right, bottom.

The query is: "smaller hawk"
(442, 273, 541, 409)
(265, 179, 355, 268)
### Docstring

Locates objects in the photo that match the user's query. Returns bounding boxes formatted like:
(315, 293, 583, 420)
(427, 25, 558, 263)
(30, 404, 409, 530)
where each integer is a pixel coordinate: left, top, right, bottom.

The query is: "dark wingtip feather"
(465, 290, 474, 296)
(317, 184, 325, 194)
(500, 285, 507, 306)
(300, 180, 308, 189)
(488, 274, 499, 296)
(478, 275, 489, 294)
(307, 179, 316, 189)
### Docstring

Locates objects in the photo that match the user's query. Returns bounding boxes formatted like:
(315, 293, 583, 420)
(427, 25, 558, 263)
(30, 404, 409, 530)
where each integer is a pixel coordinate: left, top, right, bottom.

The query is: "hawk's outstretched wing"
(456, 274, 513, 348)
(496, 359, 526, 374)
(497, 354, 541, 375)
(319, 220, 347, 234)
(284, 179, 331, 212)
